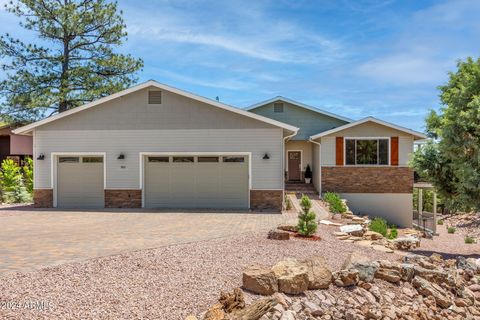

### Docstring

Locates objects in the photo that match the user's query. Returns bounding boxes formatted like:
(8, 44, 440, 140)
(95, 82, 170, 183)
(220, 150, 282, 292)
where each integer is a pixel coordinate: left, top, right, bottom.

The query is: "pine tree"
(0, 0, 143, 122)
(297, 194, 317, 237)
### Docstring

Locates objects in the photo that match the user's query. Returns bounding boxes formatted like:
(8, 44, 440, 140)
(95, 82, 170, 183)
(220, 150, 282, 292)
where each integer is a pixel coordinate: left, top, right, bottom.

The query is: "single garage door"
(144, 155, 249, 209)
(57, 156, 104, 208)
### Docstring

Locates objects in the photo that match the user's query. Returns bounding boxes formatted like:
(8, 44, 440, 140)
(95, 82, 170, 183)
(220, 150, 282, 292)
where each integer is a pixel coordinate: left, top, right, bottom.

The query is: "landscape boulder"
(342, 252, 379, 282)
(362, 230, 383, 240)
(375, 268, 401, 283)
(333, 269, 359, 287)
(242, 265, 278, 295)
(388, 236, 420, 251)
(277, 224, 297, 233)
(302, 256, 332, 289)
(267, 230, 290, 240)
(272, 258, 309, 295)
(412, 276, 452, 308)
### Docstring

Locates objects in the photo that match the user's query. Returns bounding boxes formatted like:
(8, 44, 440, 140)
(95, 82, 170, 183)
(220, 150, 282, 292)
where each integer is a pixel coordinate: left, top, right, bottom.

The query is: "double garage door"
(56, 154, 249, 209)
(144, 155, 249, 209)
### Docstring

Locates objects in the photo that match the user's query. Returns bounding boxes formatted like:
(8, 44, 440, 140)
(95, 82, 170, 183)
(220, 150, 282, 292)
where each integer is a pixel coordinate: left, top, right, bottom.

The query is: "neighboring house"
(247, 98, 426, 227)
(0, 123, 33, 164)
(13, 81, 426, 227)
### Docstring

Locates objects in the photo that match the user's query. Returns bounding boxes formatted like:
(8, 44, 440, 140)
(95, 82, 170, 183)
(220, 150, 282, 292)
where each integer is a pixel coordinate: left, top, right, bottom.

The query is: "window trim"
(344, 137, 391, 166)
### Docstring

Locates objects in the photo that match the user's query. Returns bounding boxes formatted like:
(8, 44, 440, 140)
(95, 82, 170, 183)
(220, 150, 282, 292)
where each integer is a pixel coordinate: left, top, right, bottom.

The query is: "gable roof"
(245, 96, 353, 123)
(13, 80, 299, 135)
(309, 116, 427, 140)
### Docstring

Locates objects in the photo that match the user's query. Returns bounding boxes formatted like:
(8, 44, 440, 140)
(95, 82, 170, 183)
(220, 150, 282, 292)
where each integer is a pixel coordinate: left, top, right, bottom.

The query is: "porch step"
(285, 182, 318, 196)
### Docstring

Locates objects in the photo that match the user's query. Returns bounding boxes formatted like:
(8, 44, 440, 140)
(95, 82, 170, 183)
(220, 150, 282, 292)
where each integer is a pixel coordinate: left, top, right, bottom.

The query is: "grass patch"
(369, 217, 388, 237)
(464, 235, 476, 244)
(447, 227, 456, 234)
(387, 225, 398, 239)
(323, 192, 347, 214)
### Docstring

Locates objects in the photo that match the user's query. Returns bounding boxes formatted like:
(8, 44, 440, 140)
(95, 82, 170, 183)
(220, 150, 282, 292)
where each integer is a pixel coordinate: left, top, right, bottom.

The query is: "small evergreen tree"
(0, 159, 31, 203)
(297, 194, 317, 236)
(23, 156, 33, 194)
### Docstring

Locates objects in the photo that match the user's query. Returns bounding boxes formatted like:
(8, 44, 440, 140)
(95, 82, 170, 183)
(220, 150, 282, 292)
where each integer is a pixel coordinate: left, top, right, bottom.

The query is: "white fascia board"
(13, 80, 299, 135)
(309, 117, 428, 140)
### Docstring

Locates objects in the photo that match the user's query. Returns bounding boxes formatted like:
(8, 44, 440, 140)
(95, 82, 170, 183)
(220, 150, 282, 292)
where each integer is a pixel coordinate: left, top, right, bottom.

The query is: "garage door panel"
(145, 155, 248, 209)
(57, 159, 104, 208)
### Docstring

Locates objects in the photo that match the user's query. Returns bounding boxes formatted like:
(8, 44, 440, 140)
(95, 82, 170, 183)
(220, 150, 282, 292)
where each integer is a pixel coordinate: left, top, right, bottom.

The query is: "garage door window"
(198, 156, 219, 163)
(149, 156, 169, 163)
(59, 157, 79, 163)
(223, 156, 245, 163)
(82, 157, 103, 163)
(173, 156, 194, 163)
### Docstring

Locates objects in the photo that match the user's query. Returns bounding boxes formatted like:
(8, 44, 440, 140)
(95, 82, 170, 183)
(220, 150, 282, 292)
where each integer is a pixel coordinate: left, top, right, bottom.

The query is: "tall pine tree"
(0, 0, 143, 121)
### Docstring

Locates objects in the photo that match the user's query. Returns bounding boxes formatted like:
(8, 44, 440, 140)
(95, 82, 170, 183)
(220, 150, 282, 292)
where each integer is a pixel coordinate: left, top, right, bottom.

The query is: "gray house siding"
(249, 101, 348, 140)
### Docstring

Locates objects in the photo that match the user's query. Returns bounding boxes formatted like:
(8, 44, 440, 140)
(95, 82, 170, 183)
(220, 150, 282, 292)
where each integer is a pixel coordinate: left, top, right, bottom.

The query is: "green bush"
(297, 194, 317, 237)
(464, 235, 476, 244)
(23, 157, 33, 193)
(387, 225, 398, 239)
(447, 227, 456, 234)
(0, 159, 31, 203)
(369, 217, 388, 237)
(437, 219, 444, 225)
(323, 192, 347, 214)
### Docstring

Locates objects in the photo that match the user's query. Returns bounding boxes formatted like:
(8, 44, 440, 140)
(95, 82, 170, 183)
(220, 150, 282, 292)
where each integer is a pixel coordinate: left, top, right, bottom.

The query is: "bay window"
(345, 138, 389, 165)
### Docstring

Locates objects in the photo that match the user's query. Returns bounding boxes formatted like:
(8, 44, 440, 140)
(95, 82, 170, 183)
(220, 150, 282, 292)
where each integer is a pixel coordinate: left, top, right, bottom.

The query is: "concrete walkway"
(0, 206, 296, 274)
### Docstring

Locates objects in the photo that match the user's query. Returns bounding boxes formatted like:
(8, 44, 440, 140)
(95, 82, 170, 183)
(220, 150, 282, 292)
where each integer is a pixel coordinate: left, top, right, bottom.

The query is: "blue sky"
(1, 0, 480, 131)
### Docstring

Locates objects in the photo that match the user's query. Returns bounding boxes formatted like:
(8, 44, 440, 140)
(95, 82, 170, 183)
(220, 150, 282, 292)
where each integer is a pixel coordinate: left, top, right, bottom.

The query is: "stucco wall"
(339, 193, 413, 228)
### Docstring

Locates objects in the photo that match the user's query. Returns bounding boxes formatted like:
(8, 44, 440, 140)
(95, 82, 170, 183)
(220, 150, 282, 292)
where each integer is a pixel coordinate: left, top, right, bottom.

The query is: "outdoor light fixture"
(117, 153, 125, 160)
(263, 153, 270, 160)
(37, 154, 45, 160)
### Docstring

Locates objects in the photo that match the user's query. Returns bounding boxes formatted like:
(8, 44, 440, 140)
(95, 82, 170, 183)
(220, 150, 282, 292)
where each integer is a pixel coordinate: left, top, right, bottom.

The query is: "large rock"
(363, 230, 383, 240)
(302, 256, 332, 289)
(340, 224, 364, 237)
(413, 265, 453, 287)
(412, 276, 452, 308)
(204, 303, 226, 320)
(267, 230, 290, 240)
(333, 269, 359, 287)
(342, 252, 379, 282)
(388, 236, 420, 251)
(243, 265, 278, 295)
(272, 258, 309, 295)
(375, 268, 401, 283)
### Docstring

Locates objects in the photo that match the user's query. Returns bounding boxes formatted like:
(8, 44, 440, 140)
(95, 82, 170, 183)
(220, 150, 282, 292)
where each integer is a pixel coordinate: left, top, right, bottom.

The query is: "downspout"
(309, 137, 322, 198)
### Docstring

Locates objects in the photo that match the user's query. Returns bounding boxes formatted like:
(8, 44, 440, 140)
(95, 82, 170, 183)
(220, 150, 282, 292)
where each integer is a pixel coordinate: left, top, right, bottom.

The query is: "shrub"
(447, 227, 456, 234)
(23, 157, 33, 194)
(464, 235, 476, 244)
(437, 219, 444, 225)
(369, 217, 388, 237)
(285, 195, 292, 210)
(387, 225, 398, 239)
(297, 194, 317, 237)
(323, 192, 347, 214)
(0, 159, 31, 203)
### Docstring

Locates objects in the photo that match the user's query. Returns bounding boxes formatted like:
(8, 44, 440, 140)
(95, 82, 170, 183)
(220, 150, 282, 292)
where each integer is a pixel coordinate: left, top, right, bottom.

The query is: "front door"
(288, 151, 301, 181)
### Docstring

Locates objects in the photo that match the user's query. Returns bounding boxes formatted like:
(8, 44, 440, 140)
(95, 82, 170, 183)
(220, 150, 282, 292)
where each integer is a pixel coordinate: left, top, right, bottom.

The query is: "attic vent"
(148, 91, 162, 104)
(274, 102, 284, 113)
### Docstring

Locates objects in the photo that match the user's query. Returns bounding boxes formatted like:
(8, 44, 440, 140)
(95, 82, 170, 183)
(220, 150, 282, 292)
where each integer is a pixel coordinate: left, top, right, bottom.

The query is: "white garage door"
(57, 156, 104, 208)
(144, 155, 249, 209)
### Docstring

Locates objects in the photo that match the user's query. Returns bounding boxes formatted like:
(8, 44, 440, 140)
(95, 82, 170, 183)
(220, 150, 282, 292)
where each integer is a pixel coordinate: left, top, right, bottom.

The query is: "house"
(13, 81, 426, 227)
(0, 123, 33, 165)
(247, 98, 426, 227)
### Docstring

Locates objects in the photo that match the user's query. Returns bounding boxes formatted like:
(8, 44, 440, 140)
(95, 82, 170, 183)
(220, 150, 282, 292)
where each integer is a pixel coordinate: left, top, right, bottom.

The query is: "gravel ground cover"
(0, 225, 396, 320)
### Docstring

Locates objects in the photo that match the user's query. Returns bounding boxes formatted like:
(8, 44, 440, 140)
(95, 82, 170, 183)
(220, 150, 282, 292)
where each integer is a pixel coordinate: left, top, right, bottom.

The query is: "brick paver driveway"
(0, 206, 295, 274)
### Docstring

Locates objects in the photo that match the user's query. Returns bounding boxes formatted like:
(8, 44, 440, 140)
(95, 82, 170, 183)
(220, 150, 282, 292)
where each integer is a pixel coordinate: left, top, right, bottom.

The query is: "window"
(59, 157, 79, 163)
(172, 156, 194, 163)
(82, 157, 103, 163)
(148, 156, 169, 163)
(345, 139, 389, 165)
(273, 102, 284, 113)
(223, 156, 245, 163)
(148, 91, 162, 104)
(198, 156, 219, 163)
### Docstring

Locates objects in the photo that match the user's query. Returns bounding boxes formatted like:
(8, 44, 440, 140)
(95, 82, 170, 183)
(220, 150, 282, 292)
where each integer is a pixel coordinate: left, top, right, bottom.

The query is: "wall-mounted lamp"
(263, 153, 270, 160)
(37, 154, 45, 160)
(117, 153, 125, 160)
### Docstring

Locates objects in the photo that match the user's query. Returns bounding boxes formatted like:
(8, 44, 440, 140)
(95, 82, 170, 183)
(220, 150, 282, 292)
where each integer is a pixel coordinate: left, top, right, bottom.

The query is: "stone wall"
(104, 189, 142, 208)
(250, 190, 283, 211)
(322, 167, 413, 193)
(33, 189, 53, 208)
